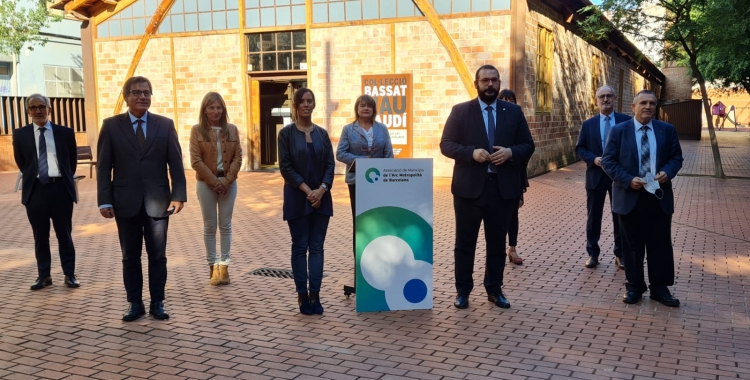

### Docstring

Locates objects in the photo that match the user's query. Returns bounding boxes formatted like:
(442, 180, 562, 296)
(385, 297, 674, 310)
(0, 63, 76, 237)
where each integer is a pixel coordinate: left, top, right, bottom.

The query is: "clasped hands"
(212, 181, 227, 194)
(473, 146, 512, 165)
(306, 188, 326, 209)
(630, 171, 668, 190)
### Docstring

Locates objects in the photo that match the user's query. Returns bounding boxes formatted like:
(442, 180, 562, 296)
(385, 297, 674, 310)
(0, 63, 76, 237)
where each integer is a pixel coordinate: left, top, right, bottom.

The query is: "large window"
(311, 0, 510, 23)
(44, 66, 84, 98)
(245, 0, 306, 28)
(247, 31, 306, 72)
(536, 26, 553, 113)
(159, 0, 240, 33)
(0, 62, 10, 77)
(98, 0, 158, 38)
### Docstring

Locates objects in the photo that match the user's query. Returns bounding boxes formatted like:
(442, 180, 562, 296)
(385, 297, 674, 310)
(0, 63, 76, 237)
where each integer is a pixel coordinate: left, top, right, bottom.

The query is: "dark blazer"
(13, 123, 77, 205)
(97, 112, 187, 219)
(440, 99, 535, 199)
(575, 112, 632, 190)
(278, 123, 335, 221)
(601, 119, 683, 215)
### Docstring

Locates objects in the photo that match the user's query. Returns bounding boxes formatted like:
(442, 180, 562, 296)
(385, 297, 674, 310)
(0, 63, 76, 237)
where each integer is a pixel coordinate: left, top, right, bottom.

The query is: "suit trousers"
(25, 179, 75, 278)
(115, 204, 169, 303)
(586, 176, 623, 258)
(507, 197, 521, 247)
(618, 190, 674, 294)
(453, 174, 514, 296)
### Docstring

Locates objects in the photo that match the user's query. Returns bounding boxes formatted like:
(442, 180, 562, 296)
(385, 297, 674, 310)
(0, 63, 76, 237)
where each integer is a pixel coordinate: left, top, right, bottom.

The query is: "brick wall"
(0, 132, 90, 172)
(663, 63, 692, 100)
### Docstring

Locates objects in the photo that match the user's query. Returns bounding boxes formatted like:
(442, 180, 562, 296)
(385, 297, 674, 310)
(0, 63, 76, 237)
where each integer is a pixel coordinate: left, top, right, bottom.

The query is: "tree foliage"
(696, 0, 750, 93)
(0, 0, 62, 56)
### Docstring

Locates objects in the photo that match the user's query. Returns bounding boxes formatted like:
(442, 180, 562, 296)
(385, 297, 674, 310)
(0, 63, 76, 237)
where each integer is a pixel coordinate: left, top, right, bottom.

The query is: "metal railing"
(1, 96, 86, 135)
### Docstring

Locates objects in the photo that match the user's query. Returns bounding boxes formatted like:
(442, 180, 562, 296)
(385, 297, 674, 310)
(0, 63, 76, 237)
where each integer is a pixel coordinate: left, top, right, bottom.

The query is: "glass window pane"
(260, 7, 275, 27)
(227, 10, 239, 28)
(473, 0, 491, 12)
(293, 51, 306, 70)
(397, 0, 413, 17)
(380, 0, 396, 18)
(362, 0, 378, 19)
(277, 32, 291, 50)
(225, 0, 238, 10)
(262, 52, 277, 71)
(433, 0, 450, 14)
(46, 82, 58, 97)
(171, 0, 183, 13)
(134, 18, 146, 34)
(120, 6, 133, 18)
(346, 0, 361, 20)
(122, 19, 133, 35)
(261, 33, 276, 51)
(453, 0, 469, 13)
(329, 1, 344, 22)
(246, 0, 258, 7)
(199, 12, 212, 30)
(109, 20, 121, 37)
(292, 0, 305, 4)
(492, 0, 510, 10)
(146, 0, 158, 15)
(72, 68, 83, 81)
(276, 0, 290, 5)
(246, 9, 260, 27)
(184, 0, 197, 12)
(312, 3, 327, 23)
(158, 16, 171, 33)
(260, 0, 273, 6)
(276, 6, 291, 25)
(278, 52, 292, 70)
(248, 54, 260, 71)
(292, 30, 305, 49)
(172, 14, 185, 32)
(98, 23, 109, 38)
(198, 0, 212, 12)
(248, 34, 261, 52)
(213, 12, 226, 29)
(212, 0, 224, 10)
(133, 0, 145, 16)
(291, 5, 305, 24)
(185, 13, 199, 31)
(58, 67, 71, 81)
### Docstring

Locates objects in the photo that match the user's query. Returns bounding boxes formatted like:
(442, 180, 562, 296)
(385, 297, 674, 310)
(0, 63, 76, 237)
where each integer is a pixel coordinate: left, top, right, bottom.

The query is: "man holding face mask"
(601, 90, 683, 307)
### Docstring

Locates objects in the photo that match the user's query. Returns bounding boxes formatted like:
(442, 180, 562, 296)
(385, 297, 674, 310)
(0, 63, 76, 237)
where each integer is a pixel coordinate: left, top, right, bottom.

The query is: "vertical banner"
(361, 74, 413, 158)
(355, 158, 433, 312)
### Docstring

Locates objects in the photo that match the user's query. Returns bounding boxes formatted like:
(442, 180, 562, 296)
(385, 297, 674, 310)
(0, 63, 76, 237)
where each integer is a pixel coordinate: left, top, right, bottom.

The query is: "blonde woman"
(189, 92, 243, 285)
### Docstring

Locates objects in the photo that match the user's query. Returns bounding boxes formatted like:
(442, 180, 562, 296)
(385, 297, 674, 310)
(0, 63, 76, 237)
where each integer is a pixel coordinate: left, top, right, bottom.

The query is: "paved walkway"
(0, 129, 749, 380)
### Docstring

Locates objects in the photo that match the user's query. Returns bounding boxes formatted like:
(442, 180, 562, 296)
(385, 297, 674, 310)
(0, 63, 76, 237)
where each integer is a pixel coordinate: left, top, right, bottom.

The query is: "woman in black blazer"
(277, 88, 335, 315)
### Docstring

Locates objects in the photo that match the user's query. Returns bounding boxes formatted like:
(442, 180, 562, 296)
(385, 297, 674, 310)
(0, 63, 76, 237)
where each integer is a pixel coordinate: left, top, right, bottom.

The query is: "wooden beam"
(112, 0, 176, 115)
(70, 10, 90, 20)
(411, 0, 475, 97)
(100, 0, 118, 4)
(64, 0, 91, 14)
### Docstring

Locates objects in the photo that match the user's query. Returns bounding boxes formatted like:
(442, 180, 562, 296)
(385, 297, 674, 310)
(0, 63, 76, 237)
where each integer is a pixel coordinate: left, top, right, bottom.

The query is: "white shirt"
(33, 121, 61, 178)
(634, 119, 657, 177)
(212, 127, 224, 172)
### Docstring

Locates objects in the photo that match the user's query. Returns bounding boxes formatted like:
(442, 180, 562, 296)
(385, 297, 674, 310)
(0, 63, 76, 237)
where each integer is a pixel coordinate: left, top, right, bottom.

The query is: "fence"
(659, 99, 703, 140)
(0, 96, 86, 135)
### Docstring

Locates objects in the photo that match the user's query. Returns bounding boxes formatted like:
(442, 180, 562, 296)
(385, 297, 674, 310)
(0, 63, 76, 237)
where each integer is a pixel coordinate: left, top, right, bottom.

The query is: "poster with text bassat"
(355, 158, 433, 312)
(361, 74, 413, 158)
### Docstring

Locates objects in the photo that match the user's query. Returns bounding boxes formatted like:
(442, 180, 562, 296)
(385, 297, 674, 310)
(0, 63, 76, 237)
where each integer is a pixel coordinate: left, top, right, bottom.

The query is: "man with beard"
(575, 85, 631, 269)
(440, 65, 535, 310)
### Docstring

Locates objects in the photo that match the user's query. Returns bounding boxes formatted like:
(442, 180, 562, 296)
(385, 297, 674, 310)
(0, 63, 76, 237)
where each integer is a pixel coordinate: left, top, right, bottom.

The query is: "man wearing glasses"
(97, 76, 187, 321)
(13, 94, 79, 290)
(575, 85, 631, 269)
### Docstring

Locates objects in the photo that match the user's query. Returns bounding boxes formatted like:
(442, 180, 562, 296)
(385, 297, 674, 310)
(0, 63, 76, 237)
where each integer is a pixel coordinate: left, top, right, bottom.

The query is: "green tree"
(696, 0, 750, 94)
(0, 0, 62, 56)
(578, 0, 737, 178)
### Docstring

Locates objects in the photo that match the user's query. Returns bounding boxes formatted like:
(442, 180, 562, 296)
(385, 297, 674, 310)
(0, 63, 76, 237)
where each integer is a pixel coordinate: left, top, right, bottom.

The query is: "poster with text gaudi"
(361, 74, 413, 158)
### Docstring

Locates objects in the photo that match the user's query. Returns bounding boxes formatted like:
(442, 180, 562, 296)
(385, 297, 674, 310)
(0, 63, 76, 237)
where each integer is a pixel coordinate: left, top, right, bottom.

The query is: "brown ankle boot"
(219, 265, 230, 285)
(210, 264, 221, 285)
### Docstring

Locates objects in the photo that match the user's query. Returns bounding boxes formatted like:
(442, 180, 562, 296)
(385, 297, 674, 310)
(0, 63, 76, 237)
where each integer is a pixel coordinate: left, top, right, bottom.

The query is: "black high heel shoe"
(309, 292, 324, 315)
(298, 293, 313, 315)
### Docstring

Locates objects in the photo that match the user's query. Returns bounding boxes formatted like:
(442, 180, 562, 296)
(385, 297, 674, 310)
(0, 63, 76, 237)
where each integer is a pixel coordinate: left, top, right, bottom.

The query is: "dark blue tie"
(640, 125, 651, 177)
(603, 115, 611, 149)
(486, 105, 496, 173)
(135, 119, 146, 152)
(37, 127, 49, 184)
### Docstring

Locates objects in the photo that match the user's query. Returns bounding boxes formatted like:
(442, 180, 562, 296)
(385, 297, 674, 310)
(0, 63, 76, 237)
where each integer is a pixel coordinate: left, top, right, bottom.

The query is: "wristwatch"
(320, 183, 329, 191)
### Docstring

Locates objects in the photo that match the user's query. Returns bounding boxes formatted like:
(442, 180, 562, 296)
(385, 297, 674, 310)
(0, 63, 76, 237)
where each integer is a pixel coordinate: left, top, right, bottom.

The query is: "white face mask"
(643, 172, 663, 199)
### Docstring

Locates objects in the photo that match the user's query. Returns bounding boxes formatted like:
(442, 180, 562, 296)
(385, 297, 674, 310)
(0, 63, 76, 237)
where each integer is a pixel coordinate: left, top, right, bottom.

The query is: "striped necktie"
(38, 127, 49, 184)
(135, 119, 146, 152)
(639, 125, 651, 177)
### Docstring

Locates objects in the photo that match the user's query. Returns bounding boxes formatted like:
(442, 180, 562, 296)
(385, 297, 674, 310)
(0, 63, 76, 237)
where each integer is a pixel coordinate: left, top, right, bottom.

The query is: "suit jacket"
(13, 123, 78, 205)
(97, 112, 187, 219)
(601, 119, 683, 215)
(575, 112, 632, 190)
(440, 99, 535, 199)
(336, 121, 394, 184)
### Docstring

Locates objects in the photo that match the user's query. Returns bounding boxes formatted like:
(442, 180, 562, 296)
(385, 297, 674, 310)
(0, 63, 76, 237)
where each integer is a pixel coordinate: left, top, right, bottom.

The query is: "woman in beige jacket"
(190, 92, 243, 285)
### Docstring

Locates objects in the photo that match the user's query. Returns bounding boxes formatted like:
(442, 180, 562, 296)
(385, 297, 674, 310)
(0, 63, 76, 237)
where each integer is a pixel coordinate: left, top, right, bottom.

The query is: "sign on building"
(361, 74, 413, 158)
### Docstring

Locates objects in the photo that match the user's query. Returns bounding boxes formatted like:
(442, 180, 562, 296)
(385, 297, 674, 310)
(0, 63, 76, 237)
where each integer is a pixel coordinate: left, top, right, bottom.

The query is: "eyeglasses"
(597, 94, 615, 99)
(129, 90, 153, 98)
(27, 105, 49, 112)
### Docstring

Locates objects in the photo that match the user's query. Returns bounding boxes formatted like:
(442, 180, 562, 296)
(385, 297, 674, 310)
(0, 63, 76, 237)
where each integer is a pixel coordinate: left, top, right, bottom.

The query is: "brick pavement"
(0, 128, 748, 379)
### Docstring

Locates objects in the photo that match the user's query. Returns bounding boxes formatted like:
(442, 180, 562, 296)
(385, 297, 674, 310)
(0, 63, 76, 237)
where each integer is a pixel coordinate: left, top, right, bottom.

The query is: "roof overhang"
(50, 0, 119, 21)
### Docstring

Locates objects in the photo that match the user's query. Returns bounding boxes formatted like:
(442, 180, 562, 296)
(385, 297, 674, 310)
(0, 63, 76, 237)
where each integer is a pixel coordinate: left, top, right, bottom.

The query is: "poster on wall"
(361, 74, 413, 158)
(355, 158, 433, 312)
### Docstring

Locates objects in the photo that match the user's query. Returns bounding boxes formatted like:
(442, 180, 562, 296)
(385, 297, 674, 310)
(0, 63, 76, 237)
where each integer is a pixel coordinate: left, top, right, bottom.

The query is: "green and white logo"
(365, 168, 381, 183)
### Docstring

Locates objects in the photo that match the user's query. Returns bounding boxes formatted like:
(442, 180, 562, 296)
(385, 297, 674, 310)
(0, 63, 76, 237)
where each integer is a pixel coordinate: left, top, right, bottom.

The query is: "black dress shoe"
(622, 291, 642, 304)
(585, 256, 599, 268)
(615, 257, 625, 270)
(488, 292, 511, 309)
(122, 302, 146, 321)
(30, 276, 52, 290)
(64, 275, 80, 288)
(454, 294, 469, 309)
(149, 301, 170, 320)
(650, 292, 680, 307)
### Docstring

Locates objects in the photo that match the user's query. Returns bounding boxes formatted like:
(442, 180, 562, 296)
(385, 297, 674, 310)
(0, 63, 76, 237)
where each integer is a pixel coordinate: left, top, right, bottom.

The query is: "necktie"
(603, 115, 611, 149)
(639, 125, 651, 177)
(37, 127, 49, 184)
(135, 119, 146, 152)
(486, 105, 496, 173)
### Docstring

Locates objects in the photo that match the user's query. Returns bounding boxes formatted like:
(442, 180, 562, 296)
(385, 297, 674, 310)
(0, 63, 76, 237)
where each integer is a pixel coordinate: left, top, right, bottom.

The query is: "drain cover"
(248, 268, 328, 278)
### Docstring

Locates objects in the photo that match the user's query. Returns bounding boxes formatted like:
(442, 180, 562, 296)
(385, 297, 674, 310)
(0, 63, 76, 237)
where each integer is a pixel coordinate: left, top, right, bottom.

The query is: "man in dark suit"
(440, 65, 535, 310)
(602, 90, 683, 307)
(97, 76, 187, 321)
(575, 85, 632, 269)
(13, 94, 80, 290)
